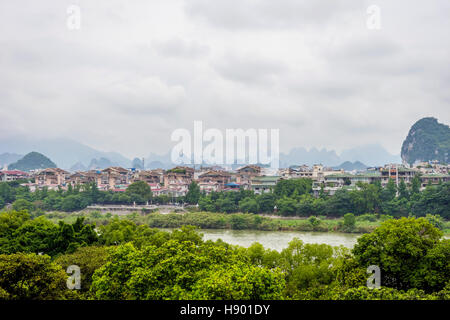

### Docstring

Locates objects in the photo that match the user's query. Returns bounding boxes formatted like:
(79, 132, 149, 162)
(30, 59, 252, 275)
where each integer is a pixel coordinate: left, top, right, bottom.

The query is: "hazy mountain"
(88, 157, 116, 170)
(339, 144, 401, 166)
(0, 137, 131, 169)
(401, 117, 450, 165)
(132, 157, 144, 169)
(145, 152, 173, 169)
(0, 153, 23, 168)
(0, 136, 401, 170)
(145, 145, 399, 169)
(280, 147, 341, 167)
(334, 161, 367, 172)
(8, 152, 57, 171)
(70, 161, 87, 172)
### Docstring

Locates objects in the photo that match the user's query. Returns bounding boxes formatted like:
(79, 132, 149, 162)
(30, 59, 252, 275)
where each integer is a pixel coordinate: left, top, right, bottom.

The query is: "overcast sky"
(0, 0, 449, 159)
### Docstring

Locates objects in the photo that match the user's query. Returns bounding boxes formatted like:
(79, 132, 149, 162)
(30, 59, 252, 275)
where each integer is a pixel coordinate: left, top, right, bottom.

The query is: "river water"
(161, 228, 361, 251)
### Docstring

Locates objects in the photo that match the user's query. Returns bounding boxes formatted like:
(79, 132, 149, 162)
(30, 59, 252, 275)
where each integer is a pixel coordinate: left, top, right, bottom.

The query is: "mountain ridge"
(401, 117, 450, 165)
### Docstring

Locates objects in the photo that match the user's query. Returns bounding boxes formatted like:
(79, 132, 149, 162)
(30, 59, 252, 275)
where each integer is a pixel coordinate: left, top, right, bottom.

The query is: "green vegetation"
(8, 151, 57, 171)
(401, 117, 450, 165)
(0, 210, 448, 300)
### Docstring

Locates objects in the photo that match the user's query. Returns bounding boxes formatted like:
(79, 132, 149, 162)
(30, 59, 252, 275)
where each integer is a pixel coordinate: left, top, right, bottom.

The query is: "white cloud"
(0, 0, 449, 158)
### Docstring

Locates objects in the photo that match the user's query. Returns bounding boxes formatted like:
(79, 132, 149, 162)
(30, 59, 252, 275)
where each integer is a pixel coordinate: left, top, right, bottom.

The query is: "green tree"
(11, 198, 35, 212)
(185, 181, 200, 205)
(398, 179, 409, 200)
(257, 193, 275, 213)
(380, 179, 397, 202)
(352, 217, 444, 291)
(126, 181, 152, 202)
(276, 197, 298, 216)
(238, 197, 259, 213)
(55, 246, 109, 296)
(274, 179, 312, 199)
(90, 229, 285, 300)
(0, 252, 68, 299)
(410, 175, 421, 195)
(342, 213, 356, 232)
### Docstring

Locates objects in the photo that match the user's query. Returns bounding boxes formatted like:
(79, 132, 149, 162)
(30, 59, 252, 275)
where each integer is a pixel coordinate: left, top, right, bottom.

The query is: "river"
(161, 228, 361, 251)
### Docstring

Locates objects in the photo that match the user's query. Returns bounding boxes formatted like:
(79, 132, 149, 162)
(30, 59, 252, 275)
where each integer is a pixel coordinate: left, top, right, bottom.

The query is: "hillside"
(401, 117, 450, 165)
(8, 152, 57, 171)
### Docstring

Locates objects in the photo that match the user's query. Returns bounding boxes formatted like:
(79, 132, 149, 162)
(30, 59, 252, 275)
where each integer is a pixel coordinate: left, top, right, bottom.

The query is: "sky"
(0, 0, 449, 159)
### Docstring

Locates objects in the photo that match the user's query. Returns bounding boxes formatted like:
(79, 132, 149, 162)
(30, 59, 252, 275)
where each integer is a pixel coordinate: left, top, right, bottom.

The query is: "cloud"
(92, 77, 186, 115)
(212, 53, 286, 84)
(185, 0, 359, 30)
(0, 0, 449, 158)
(152, 37, 210, 59)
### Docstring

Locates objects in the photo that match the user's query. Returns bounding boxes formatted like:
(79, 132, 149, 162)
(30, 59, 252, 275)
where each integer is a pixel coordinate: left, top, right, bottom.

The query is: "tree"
(276, 197, 298, 216)
(11, 198, 34, 212)
(308, 216, 321, 228)
(0, 253, 68, 299)
(325, 189, 354, 216)
(380, 179, 397, 202)
(238, 197, 259, 213)
(185, 181, 200, 205)
(277, 239, 337, 299)
(0, 183, 15, 203)
(398, 179, 409, 200)
(410, 175, 421, 195)
(55, 246, 109, 296)
(90, 229, 285, 300)
(13, 216, 58, 254)
(126, 181, 152, 202)
(257, 193, 275, 213)
(60, 194, 86, 212)
(352, 217, 444, 291)
(274, 179, 312, 199)
(191, 263, 285, 299)
(215, 197, 237, 213)
(342, 213, 356, 232)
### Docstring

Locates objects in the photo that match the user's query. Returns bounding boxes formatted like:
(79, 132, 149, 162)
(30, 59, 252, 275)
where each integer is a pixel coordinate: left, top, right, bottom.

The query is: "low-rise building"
(0, 170, 29, 182)
(35, 168, 70, 186)
(197, 170, 232, 192)
(250, 176, 280, 194)
(236, 165, 262, 189)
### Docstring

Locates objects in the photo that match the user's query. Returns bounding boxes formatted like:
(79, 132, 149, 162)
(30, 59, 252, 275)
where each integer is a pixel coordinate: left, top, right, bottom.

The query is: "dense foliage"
(0, 207, 448, 300)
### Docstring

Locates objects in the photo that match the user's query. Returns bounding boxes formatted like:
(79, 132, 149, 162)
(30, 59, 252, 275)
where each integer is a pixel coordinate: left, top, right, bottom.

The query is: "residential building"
(34, 168, 70, 187)
(250, 176, 280, 194)
(0, 170, 29, 182)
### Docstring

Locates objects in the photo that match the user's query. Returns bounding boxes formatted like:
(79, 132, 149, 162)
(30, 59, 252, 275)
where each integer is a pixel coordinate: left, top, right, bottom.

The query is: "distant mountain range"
(401, 117, 449, 165)
(333, 161, 368, 172)
(279, 144, 400, 168)
(0, 136, 401, 171)
(145, 144, 399, 169)
(0, 137, 131, 170)
(0, 153, 23, 168)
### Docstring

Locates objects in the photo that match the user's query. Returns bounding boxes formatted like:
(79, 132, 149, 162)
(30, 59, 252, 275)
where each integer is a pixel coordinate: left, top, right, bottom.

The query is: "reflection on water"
(161, 228, 361, 251)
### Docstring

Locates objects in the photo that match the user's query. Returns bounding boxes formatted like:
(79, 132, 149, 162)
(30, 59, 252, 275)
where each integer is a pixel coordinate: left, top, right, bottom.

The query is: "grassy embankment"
(44, 210, 450, 235)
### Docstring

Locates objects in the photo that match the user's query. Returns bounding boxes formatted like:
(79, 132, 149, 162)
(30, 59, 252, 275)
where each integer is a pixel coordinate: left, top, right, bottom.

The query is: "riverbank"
(44, 210, 450, 235)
